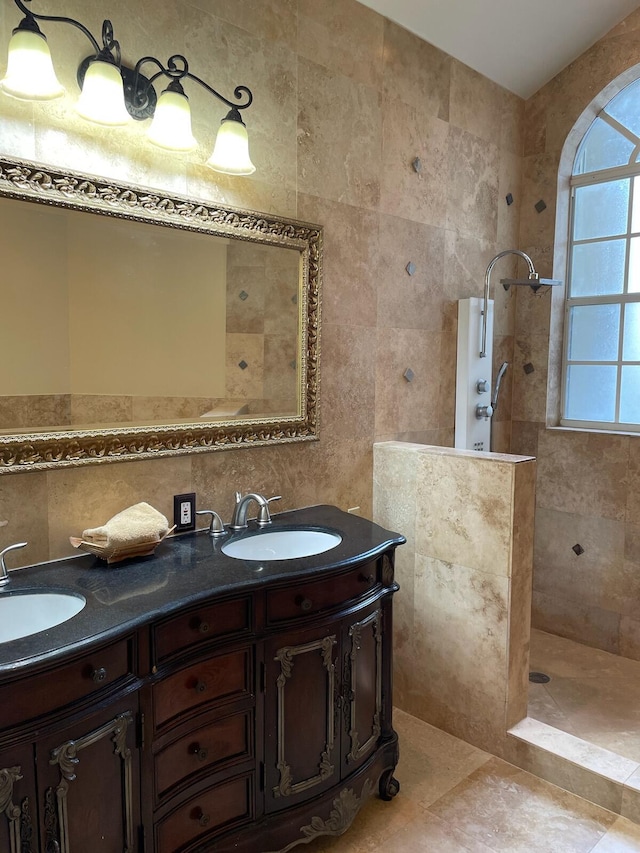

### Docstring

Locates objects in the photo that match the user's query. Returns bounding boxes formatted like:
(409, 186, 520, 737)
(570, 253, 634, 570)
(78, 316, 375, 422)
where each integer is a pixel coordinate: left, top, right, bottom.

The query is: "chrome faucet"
(230, 492, 281, 530)
(0, 541, 27, 587)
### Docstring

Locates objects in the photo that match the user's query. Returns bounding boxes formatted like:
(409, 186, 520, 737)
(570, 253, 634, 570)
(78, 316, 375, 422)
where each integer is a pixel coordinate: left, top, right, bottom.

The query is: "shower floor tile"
(529, 628, 640, 763)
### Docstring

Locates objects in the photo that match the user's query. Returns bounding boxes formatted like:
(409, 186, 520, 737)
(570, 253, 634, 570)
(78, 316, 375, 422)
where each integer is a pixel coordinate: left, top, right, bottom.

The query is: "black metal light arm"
(185, 74, 253, 114)
(133, 53, 253, 115)
(12, 0, 117, 60)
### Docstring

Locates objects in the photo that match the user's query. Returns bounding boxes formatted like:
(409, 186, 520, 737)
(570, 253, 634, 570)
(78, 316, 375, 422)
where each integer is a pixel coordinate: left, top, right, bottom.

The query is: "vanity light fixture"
(0, 0, 256, 175)
(0, 10, 63, 100)
(133, 54, 255, 174)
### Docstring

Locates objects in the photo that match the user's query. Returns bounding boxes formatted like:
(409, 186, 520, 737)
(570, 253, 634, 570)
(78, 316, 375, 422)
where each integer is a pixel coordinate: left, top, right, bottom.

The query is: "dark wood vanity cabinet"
(36, 694, 140, 853)
(264, 599, 384, 814)
(0, 699, 140, 853)
(0, 537, 400, 853)
(0, 634, 140, 853)
(212, 556, 400, 853)
(0, 742, 38, 853)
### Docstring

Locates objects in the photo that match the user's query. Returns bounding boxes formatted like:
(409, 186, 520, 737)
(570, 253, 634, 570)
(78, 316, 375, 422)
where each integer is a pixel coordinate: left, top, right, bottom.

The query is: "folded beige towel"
(82, 502, 169, 549)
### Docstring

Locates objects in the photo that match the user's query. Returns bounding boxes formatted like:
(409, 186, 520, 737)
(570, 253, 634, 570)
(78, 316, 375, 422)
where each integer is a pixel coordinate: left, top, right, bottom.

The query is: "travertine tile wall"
(0, 0, 524, 567)
(0, 394, 257, 429)
(225, 240, 299, 412)
(373, 441, 536, 755)
(514, 11, 640, 658)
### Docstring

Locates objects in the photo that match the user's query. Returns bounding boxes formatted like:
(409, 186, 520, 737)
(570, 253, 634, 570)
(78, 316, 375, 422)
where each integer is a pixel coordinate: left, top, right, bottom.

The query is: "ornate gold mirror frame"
(0, 156, 321, 473)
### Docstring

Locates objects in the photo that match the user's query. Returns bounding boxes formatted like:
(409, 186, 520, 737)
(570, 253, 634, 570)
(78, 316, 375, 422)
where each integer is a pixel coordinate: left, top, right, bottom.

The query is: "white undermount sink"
(222, 528, 342, 561)
(0, 591, 86, 643)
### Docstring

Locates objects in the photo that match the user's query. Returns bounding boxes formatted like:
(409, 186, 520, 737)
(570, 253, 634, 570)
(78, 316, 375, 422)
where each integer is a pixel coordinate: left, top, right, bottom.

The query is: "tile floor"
(308, 708, 640, 852)
(529, 629, 640, 763)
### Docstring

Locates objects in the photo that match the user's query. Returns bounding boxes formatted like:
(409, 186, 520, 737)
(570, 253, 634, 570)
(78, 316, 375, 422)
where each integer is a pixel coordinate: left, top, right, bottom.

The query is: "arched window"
(563, 77, 640, 428)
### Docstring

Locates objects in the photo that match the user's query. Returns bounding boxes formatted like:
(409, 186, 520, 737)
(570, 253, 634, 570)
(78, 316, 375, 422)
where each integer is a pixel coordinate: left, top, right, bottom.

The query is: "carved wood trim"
(346, 610, 382, 763)
(272, 636, 337, 798)
(0, 155, 322, 472)
(0, 766, 23, 853)
(19, 798, 33, 853)
(48, 711, 134, 853)
(44, 787, 59, 853)
(267, 778, 373, 853)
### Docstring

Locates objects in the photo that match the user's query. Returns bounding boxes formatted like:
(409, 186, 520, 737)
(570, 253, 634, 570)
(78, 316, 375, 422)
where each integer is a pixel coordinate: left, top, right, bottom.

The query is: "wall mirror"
(0, 156, 321, 471)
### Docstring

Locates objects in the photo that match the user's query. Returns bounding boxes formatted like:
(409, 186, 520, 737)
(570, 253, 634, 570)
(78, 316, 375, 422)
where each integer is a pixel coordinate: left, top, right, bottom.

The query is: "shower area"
(452, 256, 640, 776)
(454, 249, 559, 455)
(521, 420, 640, 767)
(451, 237, 640, 772)
(508, 70, 640, 774)
(528, 629, 640, 763)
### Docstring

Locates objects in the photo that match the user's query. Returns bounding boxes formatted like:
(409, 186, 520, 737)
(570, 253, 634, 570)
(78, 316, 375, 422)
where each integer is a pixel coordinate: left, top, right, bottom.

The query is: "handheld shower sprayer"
(492, 362, 508, 412)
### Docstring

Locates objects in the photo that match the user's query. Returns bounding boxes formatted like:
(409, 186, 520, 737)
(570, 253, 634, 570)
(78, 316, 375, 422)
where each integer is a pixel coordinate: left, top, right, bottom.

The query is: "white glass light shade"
(75, 59, 130, 126)
(0, 28, 64, 100)
(207, 116, 256, 176)
(147, 88, 197, 151)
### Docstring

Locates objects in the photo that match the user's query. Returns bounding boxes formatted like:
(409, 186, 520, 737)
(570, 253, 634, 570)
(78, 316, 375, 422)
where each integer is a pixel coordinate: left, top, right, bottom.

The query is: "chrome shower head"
(500, 274, 562, 292)
(480, 249, 564, 358)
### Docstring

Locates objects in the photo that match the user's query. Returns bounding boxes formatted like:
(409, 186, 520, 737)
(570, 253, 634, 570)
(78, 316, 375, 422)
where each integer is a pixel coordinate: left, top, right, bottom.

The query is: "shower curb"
(508, 717, 640, 823)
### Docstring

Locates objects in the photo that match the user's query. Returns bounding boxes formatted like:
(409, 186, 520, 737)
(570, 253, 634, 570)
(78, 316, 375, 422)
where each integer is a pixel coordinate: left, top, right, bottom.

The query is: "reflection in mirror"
(0, 156, 321, 471)
(1, 197, 300, 432)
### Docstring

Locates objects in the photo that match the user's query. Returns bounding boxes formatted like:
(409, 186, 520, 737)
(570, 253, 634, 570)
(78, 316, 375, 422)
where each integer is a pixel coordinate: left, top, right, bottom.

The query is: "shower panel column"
(455, 296, 493, 452)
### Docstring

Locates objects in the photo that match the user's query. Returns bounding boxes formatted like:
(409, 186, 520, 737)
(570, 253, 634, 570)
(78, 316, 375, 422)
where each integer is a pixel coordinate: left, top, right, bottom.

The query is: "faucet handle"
(195, 511, 226, 538)
(257, 495, 282, 526)
(0, 541, 27, 585)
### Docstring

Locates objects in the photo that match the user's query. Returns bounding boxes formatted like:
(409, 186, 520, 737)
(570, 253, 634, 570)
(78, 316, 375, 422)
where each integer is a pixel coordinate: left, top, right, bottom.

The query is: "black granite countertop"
(0, 505, 405, 675)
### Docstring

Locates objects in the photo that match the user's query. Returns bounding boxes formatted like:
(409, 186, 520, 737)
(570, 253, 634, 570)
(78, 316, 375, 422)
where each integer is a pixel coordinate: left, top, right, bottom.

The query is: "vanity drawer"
(266, 562, 378, 624)
(153, 647, 252, 731)
(155, 710, 253, 802)
(153, 596, 251, 664)
(0, 636, 134, 730)
(155, 772, 253, 853)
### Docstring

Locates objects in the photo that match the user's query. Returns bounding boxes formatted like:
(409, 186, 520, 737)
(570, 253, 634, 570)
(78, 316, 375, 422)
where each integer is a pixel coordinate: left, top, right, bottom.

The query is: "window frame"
(561, 114, 640, 432)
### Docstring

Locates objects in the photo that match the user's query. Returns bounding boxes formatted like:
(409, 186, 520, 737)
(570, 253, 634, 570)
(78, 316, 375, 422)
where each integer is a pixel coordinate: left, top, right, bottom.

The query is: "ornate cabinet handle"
(190, 743, 208, 762)
(91, 667, 107, 683)
(193, 807, 210, 827)
(295, 596, 313, 611)
(190, 616, 210, 634)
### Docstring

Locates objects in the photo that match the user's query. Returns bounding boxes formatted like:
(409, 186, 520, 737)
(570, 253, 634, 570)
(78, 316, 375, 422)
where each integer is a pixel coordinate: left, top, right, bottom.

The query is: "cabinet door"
(36, 696, 140, 853)
(341, 606, 383, 777)
(264, 624, 340, 814)
(0, 743, 38, 853)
